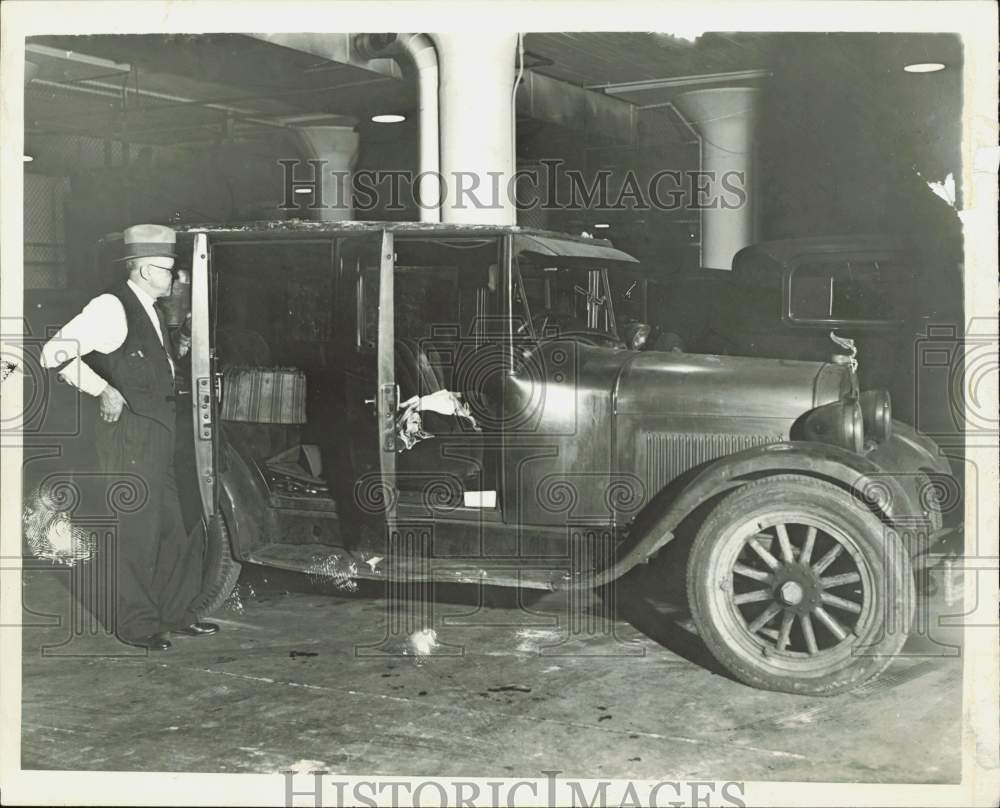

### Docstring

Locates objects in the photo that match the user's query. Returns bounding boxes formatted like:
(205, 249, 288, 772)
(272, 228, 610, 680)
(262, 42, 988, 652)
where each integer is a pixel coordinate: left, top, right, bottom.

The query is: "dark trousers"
(95, 407, 204, 641)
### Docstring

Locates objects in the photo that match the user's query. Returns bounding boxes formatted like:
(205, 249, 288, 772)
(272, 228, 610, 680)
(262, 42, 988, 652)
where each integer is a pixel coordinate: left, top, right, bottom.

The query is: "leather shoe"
(172, 621, 219, 637)
(120, 632, 171, 651)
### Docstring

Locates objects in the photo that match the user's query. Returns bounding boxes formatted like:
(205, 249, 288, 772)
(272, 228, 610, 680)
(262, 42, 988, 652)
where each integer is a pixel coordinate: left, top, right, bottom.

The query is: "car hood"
(609, 349, 853, 420)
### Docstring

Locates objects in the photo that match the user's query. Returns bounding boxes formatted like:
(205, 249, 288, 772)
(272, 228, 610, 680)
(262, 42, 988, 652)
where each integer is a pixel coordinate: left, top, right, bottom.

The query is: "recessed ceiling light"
(593, 223, 611, 229)
(23, 155, 33, 162)
(293, 187, 313, 195)
(371, 113, 406, 124)
(904, 63, 946, 73)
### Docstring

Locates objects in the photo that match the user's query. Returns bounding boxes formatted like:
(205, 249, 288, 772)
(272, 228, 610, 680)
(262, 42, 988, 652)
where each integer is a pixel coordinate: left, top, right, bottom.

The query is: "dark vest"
(86, 284, 176, 432)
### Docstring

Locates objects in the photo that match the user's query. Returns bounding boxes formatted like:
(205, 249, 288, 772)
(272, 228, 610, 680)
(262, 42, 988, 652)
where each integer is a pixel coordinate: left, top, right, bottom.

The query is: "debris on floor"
(307, 552, 359, 592)
(405, 628, 440, 656)
(224, 581, 257, 614)
(22, 487, 96, 566)
(486, 684, 532, 693)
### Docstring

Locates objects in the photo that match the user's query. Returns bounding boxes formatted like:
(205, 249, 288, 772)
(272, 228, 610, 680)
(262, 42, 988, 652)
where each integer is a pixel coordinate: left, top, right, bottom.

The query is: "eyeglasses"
(146, 263, 177, 274)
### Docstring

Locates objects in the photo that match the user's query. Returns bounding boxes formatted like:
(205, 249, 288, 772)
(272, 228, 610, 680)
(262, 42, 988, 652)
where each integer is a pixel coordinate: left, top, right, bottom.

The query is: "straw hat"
(116, 223, 176, 261)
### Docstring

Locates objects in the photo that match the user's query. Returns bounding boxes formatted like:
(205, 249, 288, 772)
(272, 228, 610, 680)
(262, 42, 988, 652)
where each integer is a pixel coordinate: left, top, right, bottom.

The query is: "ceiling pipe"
(355, 33, 441, 222)
(673, 87, 760, 270)
(69, 78, 297, 130)
(33, 77, 121, 99)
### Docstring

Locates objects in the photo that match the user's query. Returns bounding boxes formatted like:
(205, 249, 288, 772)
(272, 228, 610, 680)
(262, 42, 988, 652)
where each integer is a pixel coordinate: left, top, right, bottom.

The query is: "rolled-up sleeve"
(41, 294, 127, 397)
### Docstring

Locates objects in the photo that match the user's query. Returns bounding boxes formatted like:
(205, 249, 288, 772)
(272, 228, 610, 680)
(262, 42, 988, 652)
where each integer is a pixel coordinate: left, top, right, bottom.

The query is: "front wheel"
(687, 475, 913, 696)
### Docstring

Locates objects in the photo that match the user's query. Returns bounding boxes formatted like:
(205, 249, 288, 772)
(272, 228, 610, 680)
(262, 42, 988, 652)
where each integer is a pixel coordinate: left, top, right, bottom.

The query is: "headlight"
(793, 398, 865, 453)
(625, 322, 651, 351)
(860, 389, 892, 443)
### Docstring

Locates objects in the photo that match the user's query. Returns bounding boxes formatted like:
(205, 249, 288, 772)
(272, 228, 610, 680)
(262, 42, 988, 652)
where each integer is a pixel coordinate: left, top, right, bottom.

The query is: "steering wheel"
(517, 310, 623, 349)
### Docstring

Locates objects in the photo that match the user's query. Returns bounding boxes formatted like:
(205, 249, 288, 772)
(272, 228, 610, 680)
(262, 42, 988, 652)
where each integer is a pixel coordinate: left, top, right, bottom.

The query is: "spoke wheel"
(687, 475, 913, 695)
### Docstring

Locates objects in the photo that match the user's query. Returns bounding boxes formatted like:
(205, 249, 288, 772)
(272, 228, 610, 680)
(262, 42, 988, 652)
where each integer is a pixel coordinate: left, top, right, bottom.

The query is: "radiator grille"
(645, 432, 782, 490)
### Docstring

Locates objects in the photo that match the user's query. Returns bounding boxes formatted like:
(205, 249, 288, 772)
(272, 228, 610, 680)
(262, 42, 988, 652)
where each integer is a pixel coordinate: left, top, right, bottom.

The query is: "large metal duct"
(355, 34, 441, 222)
(674, 87, 760, 270)
(295, 126, 361, 221)
(429, 33, 519, 225)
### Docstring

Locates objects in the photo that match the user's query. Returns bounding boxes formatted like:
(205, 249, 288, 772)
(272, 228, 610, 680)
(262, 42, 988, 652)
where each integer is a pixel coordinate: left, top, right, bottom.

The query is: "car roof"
(731, 235, 920, 288)
(170, 219, 603, 244)
(103, 219, 640, 267)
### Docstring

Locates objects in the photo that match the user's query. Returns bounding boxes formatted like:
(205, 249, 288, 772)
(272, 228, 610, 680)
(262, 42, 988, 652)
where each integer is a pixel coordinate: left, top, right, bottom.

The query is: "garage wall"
(24, 131, 306, 292)
(24, 173, 70, 290)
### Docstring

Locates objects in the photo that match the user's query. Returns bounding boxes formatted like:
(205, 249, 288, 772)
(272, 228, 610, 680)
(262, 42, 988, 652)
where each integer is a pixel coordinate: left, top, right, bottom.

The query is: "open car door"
(189, 232, 217, 521)
(341, 230, 397, 530)
(375, 230, 397, 532)
(186, 231, 244, 615)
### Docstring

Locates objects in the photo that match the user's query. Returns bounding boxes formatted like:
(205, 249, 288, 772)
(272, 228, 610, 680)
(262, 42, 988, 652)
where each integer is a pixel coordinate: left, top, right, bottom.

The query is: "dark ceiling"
(25, 31, 962, 151)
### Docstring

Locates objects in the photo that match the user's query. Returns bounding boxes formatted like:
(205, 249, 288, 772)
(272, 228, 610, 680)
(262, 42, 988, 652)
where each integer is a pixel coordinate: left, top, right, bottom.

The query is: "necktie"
(154, 304, 176, 378)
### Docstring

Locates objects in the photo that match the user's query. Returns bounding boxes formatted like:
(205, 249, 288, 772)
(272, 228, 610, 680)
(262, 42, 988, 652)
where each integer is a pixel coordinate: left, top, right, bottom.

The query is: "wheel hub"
(778, 580, 804, 605)
(771, 563, 823, 615)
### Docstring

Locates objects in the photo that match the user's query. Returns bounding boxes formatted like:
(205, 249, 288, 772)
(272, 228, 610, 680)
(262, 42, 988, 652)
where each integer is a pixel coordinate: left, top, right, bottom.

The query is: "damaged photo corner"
(0, 1, 997, 807)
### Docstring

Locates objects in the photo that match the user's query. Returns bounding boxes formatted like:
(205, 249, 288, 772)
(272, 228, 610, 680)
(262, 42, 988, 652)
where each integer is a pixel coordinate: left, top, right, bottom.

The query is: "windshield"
(515, 261, 618, 338)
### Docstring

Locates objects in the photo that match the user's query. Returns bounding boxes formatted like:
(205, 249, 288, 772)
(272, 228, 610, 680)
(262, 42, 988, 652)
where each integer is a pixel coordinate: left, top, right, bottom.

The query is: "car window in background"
(789, 260, 902, 324)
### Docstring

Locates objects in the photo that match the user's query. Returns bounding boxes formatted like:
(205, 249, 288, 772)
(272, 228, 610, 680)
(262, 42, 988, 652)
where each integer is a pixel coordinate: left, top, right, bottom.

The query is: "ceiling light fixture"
(371, 113, 406, 124)
(23, 155, 34, 162)
(593, 223, 611, 229)
(903, 63, 946, 73)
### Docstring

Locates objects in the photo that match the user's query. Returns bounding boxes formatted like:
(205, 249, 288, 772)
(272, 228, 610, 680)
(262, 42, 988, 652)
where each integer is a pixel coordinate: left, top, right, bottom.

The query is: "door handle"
(364, 397, 376, 406)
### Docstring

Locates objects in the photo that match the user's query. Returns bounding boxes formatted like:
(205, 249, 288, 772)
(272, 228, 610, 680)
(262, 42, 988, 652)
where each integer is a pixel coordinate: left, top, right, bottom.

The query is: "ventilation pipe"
(355, 34, 440, 222)
(295, 126, 361, 221)
(429, 33, 519, 225)
(673, 87, 760, 270)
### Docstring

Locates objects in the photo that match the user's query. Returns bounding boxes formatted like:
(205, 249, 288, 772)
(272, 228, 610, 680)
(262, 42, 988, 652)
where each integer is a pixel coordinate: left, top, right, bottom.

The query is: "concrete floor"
(20, 542, 963, 782)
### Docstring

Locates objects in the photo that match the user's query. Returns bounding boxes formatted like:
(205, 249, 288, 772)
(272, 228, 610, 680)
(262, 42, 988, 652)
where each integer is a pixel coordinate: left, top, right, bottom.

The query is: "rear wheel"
(687, 475, 913, 696)
(189, 512, 242, 617)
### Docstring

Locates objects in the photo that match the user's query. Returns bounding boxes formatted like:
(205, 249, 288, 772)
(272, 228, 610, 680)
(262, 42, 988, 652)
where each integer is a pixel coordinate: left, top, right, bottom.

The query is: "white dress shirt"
(41, 279, 173, 397)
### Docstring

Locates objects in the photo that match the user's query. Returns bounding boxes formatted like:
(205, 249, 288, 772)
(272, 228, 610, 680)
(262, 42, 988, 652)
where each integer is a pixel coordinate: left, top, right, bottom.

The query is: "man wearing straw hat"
(41, 224, 218, 651)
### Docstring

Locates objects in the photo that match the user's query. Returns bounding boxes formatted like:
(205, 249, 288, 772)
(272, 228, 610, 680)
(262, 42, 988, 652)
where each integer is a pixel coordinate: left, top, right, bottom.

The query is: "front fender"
(632, 439, 927, 552)
(867, 420, 952, 477)
(567, 439, 931, 589)
(864, 420, 956, 528)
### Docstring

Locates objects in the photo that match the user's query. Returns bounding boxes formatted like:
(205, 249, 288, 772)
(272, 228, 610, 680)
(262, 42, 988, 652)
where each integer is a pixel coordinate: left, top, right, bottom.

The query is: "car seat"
(394, 338, 484, 500)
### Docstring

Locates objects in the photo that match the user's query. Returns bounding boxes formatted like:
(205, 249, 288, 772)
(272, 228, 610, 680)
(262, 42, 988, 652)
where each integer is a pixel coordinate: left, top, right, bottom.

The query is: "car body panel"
(181, 222, 955, 590)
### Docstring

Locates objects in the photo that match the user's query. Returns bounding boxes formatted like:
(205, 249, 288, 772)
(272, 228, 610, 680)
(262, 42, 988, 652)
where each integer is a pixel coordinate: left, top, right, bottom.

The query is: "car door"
(188, 232, 218, 521)
(340, 231, 397, 523)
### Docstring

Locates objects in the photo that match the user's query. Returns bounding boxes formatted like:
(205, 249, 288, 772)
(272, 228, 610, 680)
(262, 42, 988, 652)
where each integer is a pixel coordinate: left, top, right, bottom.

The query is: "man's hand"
(99, 385, 127, 422)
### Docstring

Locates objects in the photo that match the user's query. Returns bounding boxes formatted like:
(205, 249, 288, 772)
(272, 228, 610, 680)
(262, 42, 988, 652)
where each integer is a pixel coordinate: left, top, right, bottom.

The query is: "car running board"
(247, 532, 674, 592)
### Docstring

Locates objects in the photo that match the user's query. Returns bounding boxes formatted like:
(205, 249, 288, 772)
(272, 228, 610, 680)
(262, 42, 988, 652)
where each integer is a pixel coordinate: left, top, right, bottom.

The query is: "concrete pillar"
(430, 33, 519, 225)
(295, 125, 360, 221)
(674, 87, 760, 270)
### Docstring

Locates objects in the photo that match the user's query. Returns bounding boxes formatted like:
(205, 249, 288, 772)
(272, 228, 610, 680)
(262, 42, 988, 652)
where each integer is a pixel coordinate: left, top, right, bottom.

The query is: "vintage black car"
(171, 221, 951, 696)
(641, 235, 964, 430)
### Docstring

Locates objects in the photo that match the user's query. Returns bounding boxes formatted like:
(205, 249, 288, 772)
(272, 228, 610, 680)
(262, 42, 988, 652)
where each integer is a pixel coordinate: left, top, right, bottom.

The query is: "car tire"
(190, 512, 242, 618)
(686, 474, 914, 696)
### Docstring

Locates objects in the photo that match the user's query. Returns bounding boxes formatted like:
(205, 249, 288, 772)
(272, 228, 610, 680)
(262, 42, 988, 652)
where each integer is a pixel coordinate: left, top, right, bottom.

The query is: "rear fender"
(217, 437, 271, 561)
